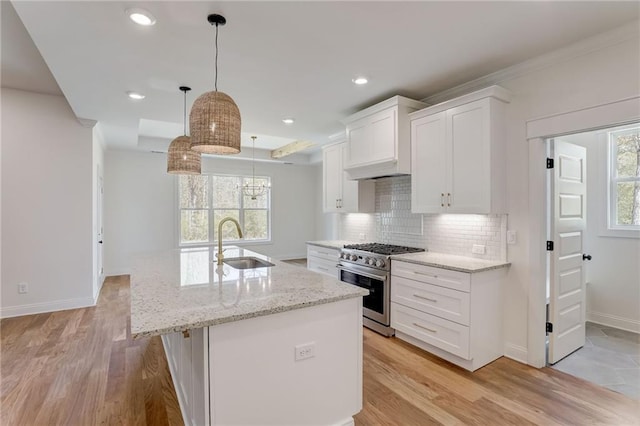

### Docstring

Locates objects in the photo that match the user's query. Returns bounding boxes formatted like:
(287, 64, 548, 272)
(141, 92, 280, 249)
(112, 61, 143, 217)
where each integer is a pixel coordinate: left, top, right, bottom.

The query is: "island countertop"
(130, 246, 368, 338)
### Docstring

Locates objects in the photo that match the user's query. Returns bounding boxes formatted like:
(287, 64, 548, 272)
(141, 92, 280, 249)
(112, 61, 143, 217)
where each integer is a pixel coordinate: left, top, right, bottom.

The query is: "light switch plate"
(507, 230, 517, 245)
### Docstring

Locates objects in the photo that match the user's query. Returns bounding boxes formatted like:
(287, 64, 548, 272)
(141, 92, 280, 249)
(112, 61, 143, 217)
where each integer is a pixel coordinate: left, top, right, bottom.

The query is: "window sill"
(179, 239, 273, 248)
(598, 227, 640, 239)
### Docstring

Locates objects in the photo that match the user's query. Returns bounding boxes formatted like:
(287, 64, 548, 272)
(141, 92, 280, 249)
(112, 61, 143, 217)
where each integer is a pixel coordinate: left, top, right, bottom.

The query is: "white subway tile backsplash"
(337, 175, 507, 261)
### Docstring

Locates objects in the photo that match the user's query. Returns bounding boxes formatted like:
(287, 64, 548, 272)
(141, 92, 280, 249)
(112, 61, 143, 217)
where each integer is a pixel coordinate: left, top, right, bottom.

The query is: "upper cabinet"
(410, 86, 511, 214)
(323, 141, 375, 213)
(341, 96, 426, 180)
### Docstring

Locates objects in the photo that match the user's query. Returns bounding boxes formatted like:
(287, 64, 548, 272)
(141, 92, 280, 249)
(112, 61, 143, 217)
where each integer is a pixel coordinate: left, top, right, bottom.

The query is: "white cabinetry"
(162, 329, 208, 426)
(390, 260, 506, 371)
(306, 244, 340, 279)
(323, 141, 374, 213)
(410, 86, 510, 214)
(342, 96, 426, 180)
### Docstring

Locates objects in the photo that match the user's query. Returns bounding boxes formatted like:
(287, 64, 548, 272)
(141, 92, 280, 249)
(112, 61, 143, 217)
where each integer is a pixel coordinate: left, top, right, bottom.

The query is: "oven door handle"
(336, 264, 388, 282)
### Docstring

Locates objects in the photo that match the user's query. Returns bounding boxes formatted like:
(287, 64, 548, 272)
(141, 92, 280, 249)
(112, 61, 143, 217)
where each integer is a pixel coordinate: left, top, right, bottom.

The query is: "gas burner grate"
(343, 243, 425, 256)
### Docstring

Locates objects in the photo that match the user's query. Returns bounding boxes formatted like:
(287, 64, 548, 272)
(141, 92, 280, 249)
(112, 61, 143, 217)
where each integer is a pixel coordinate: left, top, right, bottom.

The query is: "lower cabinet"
(306, 244, 340, 279)
(390, 260, 506, 371)
(161, 329, 208, 426)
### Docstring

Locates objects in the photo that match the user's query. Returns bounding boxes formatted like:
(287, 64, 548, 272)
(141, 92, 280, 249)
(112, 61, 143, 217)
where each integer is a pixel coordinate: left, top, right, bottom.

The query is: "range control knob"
(339, 252, 345, 259)
(364, 257, 370, 265)
(368, 258, 376, 266)
(350, 254, 358, 261)
(375, 259, 386, 268)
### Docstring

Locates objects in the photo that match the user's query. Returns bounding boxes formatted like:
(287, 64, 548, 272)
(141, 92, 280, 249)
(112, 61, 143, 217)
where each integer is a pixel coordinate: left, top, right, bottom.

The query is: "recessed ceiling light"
(127, 91, 145, 100)
(126, 8, 156, 26)
(282, 117, 295, 125)
(352, 77, 369, 85)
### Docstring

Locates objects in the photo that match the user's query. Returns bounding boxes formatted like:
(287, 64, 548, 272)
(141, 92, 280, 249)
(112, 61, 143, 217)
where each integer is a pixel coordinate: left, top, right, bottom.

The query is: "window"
(179, 174, 271, 245)
(609, 126, 640, 230)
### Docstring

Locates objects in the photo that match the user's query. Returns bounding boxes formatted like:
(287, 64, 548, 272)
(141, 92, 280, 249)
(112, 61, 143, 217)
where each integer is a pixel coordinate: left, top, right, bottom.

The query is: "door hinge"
(546, 322, 553, 333)
(546, 158, 554, 169)
(546, 241, 554, 251)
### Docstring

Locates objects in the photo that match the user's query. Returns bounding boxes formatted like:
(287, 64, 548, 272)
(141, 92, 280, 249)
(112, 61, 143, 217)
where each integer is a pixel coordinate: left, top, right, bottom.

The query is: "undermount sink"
(223, 256, 275, 270)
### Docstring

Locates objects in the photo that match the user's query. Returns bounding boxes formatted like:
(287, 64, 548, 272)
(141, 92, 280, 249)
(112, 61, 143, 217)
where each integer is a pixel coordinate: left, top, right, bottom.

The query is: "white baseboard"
(273, 253, 307, 261)
(0, 296, 96, 319)
(104, 269, 131, 277)
(587, 311, 640, 334)
(503, 343, 528, 364)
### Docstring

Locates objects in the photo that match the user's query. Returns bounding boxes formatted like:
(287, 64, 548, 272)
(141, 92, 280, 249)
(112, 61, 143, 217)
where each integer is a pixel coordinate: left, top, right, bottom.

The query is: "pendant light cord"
(214, 23, 219, 92)
(183, 89, 187, 136)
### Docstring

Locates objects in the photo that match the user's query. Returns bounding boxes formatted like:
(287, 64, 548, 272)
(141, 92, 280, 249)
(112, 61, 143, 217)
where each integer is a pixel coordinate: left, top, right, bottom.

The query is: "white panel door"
(549, 139, 587, 364)
(411, 111, 447, 213)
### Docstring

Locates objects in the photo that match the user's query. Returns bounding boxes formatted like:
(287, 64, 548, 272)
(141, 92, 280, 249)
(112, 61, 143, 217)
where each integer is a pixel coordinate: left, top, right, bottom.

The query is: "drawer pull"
(413, 271, 438, 279)
(413, 323, 437, 333)
(317, 266, 328, 271)
(413, 294, 437, 303)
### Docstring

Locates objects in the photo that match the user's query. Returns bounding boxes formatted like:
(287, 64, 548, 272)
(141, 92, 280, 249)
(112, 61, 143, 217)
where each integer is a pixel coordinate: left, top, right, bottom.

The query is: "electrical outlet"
(507, 230, 517, 245)
(18, 282, 28, 294)
(295, 342, 316, 361)
(359, 233, 366, 241)
(472, 244, 486, 255)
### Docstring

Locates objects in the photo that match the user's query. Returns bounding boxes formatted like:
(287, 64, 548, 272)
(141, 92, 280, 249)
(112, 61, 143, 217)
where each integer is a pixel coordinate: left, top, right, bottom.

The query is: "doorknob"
(582, 254, 592, 261)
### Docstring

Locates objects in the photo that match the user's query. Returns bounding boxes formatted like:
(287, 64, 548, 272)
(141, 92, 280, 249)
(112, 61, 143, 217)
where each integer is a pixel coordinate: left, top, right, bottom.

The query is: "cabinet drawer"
(306, 245, 339, 263)
(392, 261, 470, 292)
(391, 276, 470, 326)
(307, 256, 339, 279)
(391, 303, 470, 359)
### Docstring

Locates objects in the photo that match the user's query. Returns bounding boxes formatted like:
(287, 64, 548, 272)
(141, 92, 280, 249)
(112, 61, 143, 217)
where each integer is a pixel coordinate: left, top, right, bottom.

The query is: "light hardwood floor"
(2, 276, 638, 425)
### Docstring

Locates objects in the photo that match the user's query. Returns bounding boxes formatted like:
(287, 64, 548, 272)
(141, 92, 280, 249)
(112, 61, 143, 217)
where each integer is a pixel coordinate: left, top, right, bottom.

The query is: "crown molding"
(76, 117, 97, 128)
(422, 20, 640, 106)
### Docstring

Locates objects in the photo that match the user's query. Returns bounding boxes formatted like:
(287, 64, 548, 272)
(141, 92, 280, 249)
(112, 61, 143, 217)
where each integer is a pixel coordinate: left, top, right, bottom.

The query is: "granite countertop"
(130, 246, 368, 338)
(306, 240, 357, 250)
(391, 252, 510, 273)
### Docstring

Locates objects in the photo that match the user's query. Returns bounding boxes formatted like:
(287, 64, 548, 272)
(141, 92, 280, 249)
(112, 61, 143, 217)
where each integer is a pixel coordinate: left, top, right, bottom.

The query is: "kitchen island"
(130, 246, 368, 426)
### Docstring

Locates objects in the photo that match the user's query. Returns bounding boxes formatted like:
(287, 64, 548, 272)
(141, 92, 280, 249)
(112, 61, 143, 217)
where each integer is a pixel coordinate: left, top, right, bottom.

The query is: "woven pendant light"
(167, 86, 201, 175)
(190, 14, 241, 155)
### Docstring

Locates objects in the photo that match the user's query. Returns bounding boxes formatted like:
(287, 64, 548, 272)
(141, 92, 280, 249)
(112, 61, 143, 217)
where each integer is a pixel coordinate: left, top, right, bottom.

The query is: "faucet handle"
(215, 249, 226, 258)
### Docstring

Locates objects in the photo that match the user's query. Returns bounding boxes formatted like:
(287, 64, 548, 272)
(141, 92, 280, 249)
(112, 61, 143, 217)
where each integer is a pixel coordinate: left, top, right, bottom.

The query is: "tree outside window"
(610, 126, 640, 229)
(178, 174, 271, 245)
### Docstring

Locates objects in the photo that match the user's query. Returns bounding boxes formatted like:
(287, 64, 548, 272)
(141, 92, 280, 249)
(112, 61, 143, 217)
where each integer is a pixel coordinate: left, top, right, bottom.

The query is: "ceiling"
(3, 1, 639, 158)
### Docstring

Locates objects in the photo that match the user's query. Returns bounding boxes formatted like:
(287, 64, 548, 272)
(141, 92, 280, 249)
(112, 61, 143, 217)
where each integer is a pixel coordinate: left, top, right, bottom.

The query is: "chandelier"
(242, 136, 269, 200)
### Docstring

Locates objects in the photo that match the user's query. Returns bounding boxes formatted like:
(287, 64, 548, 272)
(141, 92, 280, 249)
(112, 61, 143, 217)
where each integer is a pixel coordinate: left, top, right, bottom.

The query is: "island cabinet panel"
(161, 328, 209, 426)
(208, 297, 363, 426)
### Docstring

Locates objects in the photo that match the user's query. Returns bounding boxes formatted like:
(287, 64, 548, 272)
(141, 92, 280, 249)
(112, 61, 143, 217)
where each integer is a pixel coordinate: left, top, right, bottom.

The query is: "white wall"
(497, 33, 640, 360)
(1, 88, 95, 317)
(560, 131, 640, 332)
(104, 150, 319, 275)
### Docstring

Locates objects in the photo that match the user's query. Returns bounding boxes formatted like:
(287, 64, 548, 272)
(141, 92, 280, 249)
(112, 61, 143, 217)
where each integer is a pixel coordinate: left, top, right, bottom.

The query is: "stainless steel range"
(337, 243, 425, 336)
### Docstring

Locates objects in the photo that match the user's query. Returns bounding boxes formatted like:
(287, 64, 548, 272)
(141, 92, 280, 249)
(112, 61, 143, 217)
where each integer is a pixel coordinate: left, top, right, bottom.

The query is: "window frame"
(177, 173, 272, 247)
(607, 126, 640, 233)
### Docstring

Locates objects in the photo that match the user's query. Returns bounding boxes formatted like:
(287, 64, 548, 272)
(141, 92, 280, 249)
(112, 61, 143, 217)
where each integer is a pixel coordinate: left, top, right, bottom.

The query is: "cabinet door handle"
(336, 199, 339, 209)
(413, 271, 438, 279)
(447, 193, 451, 207)
(441, 193, 445, 207)
(182, 330, 190, 338)
(413, 294, 437, 302)
(413, 323, 437, 333)
(339, 198, 343, 208)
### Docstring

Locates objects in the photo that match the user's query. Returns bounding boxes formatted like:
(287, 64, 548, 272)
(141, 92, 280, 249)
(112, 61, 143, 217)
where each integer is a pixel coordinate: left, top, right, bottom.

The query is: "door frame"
(526, 95, 640, 368)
